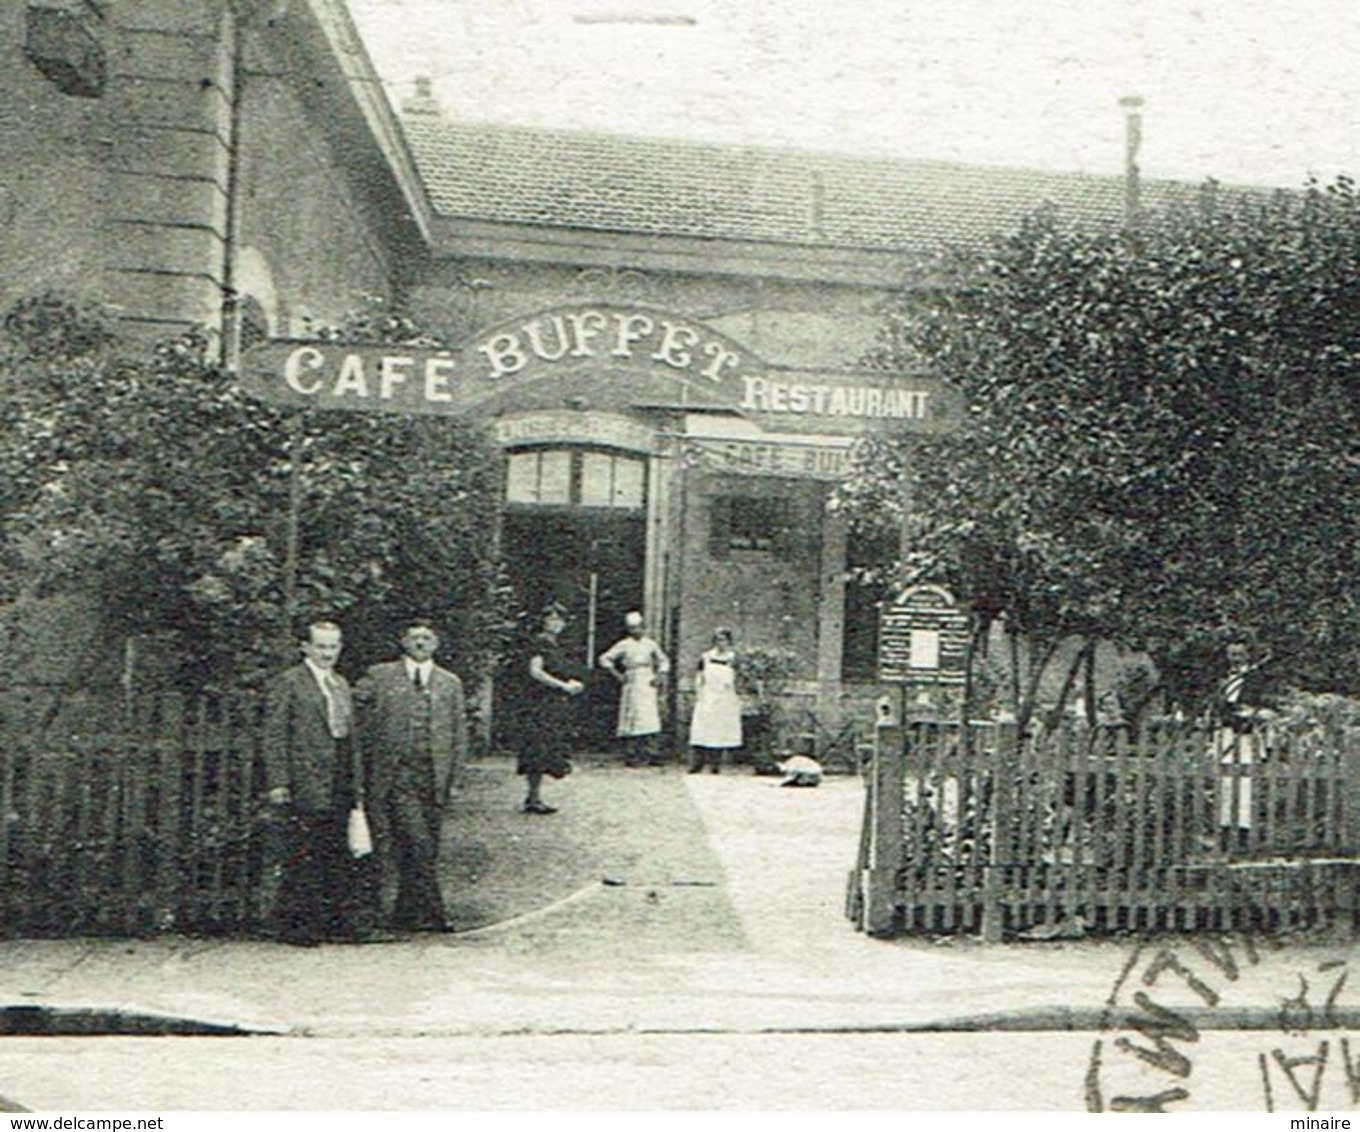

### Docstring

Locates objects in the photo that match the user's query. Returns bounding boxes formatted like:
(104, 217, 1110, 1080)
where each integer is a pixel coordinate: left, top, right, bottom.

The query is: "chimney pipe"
(403, 75, 442, 117)
(1119, 95, 1144, 226)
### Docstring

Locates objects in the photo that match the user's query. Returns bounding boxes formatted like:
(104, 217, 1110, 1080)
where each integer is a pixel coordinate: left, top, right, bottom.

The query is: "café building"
(3, 0, 1181, 738)
(370, 100, 1160, 739)
(246, 89, 1158, 740)
(249, 297, 958, 740)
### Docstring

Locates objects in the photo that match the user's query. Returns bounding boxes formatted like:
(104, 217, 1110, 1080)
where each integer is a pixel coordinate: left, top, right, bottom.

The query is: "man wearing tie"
(355, 622, 467, 933)
(263, 620, 360, 945)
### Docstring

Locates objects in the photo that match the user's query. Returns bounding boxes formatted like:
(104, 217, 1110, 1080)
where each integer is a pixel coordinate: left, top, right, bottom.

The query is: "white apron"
(689, 650, 743, 749)
(599, 635, 670, 737)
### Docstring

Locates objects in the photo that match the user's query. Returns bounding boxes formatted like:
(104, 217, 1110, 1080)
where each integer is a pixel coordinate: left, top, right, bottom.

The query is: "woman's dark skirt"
(515, 695, 576, 779)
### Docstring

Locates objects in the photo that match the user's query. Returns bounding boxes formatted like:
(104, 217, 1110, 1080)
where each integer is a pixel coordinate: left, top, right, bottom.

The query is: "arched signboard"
(237, 303, 962, 438)
(878, 584, 969, 685)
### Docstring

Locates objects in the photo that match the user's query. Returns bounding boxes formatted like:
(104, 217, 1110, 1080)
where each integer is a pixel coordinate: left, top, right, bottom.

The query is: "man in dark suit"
(355, 622, 467, 933)
(262, 620, 360, 945)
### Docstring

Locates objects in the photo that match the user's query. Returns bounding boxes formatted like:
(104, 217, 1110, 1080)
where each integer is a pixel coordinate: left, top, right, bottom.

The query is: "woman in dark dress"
(519, 603, 584, 814)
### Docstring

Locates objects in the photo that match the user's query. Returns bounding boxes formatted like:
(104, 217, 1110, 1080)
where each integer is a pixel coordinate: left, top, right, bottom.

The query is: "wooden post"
(96, 744, 122, 932)
(155, 694, 185, 931)
(123, 697, 150, 931)
(881, 440, 913, 936)
(846, 766, 874, 925)
(982, 720, 1018, 942)
(225, 693, 253, 928)
(864, 721, 906, 935)
(0, 749, 13, 930)
(15, 739, 41, 935)
(252, 694, 283, 930)
(71, 746, 92, 928)
(188, 697, 210, 929)
(860, 451, 915, 934)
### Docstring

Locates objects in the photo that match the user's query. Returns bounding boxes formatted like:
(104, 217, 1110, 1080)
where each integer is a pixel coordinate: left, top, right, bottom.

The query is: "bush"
(0, 293, 511, 690)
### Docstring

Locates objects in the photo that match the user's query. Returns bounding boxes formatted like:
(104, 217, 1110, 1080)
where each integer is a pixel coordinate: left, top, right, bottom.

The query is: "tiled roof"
(400, 115, 1226, 253)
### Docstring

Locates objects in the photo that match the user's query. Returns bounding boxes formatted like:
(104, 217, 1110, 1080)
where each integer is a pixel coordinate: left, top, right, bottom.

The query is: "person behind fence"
(687, 626, 742, 774)
(354, 622, 467, 934)
(599, 610, 671, 767)
(1213, 638, 1275, 841)
(518, 602, 585, 814)
(263, 620, 364, 945)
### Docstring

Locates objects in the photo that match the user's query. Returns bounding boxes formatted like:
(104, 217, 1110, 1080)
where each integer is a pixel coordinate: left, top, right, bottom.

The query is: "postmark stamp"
(1087, 932, 1360, 1112)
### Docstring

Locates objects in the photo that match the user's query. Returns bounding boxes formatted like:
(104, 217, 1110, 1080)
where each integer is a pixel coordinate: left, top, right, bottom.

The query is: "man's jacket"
(356, 661, 467, 806)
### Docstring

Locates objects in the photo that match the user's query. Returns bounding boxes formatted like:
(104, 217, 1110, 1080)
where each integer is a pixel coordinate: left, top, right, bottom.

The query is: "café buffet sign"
(238, 304, 960, 436)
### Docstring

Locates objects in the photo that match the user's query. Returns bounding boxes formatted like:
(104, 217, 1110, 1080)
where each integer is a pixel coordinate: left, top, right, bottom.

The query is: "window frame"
(504, 446, 647, 512)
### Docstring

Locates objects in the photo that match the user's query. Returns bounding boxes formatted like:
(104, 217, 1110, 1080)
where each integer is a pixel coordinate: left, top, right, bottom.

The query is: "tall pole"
(668, 436, 688, 749)
(281, 414, 303, 655)
(219, 1, 253, 368)
(586, 570, 599, 668)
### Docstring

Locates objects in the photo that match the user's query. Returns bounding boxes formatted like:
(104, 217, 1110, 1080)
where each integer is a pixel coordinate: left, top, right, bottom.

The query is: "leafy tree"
(0, 293, 511, 691)
(838, 177, 1360, 723)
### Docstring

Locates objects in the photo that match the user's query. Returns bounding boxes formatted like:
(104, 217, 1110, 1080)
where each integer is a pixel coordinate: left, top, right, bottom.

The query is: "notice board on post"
(878, 584, 969, 685)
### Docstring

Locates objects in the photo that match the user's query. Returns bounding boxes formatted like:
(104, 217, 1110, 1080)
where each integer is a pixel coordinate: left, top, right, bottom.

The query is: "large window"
(506, 448, 645, 510)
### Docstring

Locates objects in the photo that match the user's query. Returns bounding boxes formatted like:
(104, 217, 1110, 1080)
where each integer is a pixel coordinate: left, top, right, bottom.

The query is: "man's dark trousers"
(375, 753, 446, 930)
(276, 806, 352, 942)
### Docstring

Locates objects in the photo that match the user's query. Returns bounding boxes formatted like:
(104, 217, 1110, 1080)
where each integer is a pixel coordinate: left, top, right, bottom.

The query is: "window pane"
(580, 452, 613, 507)
(612, 457, 644, 508)
(538, 450, 571, 504)
(728, 497, 786, 551)
(505, 452, 538, 503)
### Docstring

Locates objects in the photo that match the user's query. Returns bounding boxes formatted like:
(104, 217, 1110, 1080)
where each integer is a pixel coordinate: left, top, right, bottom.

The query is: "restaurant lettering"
(738, 377, 929, 420)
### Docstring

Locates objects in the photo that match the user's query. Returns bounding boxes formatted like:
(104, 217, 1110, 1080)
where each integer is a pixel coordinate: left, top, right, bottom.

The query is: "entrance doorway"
(495, 446, 648, 750)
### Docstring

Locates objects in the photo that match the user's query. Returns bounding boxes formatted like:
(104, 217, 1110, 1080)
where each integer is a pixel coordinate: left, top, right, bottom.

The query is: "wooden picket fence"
(0, 691, 277, 937)
(851, 719, 1360, 940)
